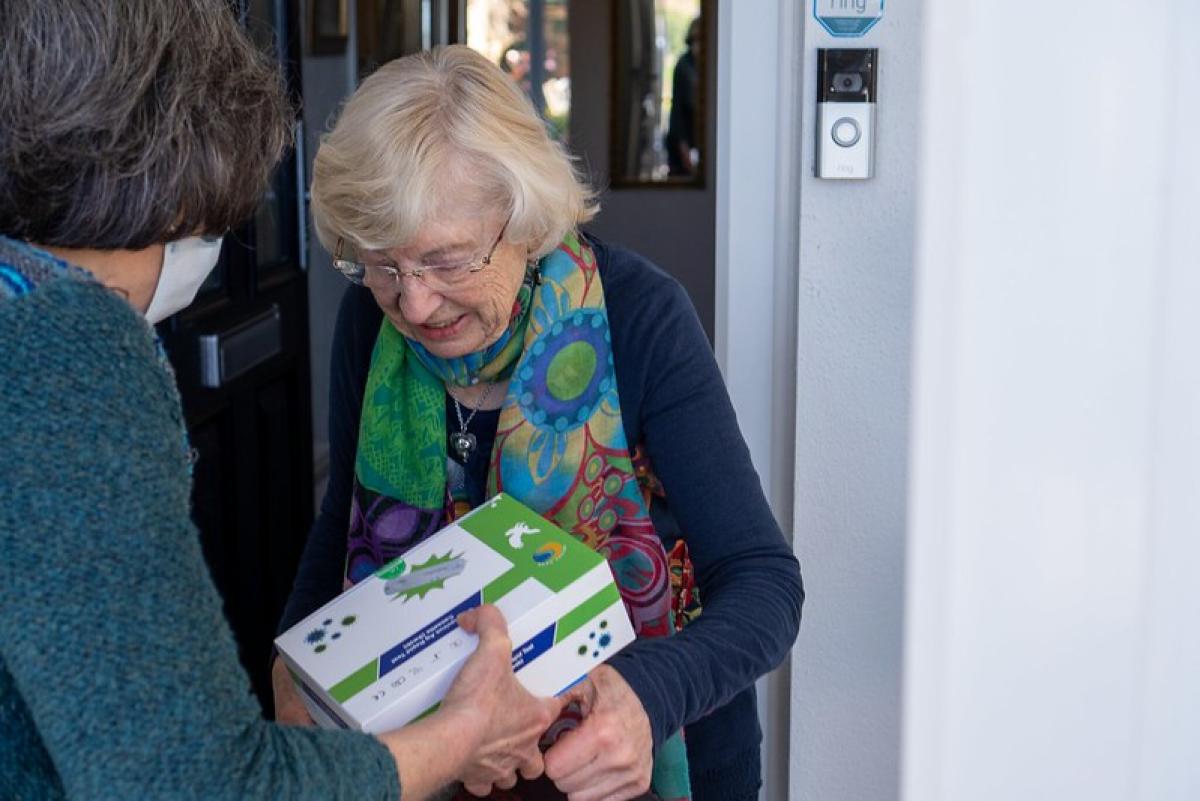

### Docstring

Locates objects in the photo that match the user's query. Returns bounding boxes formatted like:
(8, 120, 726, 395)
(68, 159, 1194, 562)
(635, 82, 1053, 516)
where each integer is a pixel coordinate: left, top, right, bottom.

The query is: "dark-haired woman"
(0, 2, 557, 799)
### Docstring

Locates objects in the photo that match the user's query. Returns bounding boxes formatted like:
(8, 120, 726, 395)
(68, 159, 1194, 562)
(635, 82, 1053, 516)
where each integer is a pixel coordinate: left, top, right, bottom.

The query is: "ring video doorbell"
(817, 48, 877, 180)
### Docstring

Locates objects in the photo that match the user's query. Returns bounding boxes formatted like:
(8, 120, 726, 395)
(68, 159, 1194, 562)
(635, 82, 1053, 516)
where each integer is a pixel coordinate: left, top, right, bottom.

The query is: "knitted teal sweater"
(0, 237, 402, 800)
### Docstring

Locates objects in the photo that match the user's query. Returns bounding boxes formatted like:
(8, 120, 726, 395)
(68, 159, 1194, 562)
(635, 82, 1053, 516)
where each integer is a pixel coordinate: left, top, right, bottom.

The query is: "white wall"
(903, 2, 1200, 799)
(786, 6, 924, 801)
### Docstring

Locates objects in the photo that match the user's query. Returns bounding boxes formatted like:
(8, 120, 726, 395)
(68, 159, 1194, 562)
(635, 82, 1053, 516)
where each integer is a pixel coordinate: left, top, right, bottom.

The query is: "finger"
(571, 776, 647, 801)
(550, 752, 613, 796)
(598, 779, 653, 801)
(544, 719, 603, 781)
(494, 772, 519, 790)
(518, 751, 546, 781)
(462, 780, 493, 797)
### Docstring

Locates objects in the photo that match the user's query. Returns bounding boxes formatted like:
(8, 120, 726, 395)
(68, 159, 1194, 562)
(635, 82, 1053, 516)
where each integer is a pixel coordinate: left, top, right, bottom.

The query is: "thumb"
(456, 606, 481, 633)
(459, 604, 513, 656)
(457, 603, 508, 634)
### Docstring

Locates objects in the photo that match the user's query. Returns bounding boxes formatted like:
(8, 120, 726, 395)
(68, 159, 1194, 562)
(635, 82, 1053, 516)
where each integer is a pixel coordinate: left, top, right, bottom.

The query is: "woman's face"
(363, 204, 529, 360)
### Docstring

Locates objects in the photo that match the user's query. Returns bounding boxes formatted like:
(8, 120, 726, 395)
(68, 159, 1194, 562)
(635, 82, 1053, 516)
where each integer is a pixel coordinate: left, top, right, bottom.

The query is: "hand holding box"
(275, 493, 636, 732)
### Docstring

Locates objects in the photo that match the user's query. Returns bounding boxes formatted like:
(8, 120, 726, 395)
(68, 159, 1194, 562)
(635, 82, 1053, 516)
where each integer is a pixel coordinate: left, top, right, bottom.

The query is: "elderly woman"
(0, 4, 558, 800)
(274, 46, 803, 801)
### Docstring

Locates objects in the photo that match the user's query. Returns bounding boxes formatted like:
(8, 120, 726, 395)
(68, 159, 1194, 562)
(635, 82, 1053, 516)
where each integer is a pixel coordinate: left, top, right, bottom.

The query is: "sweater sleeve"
(0, 279, 401, 801)
(278, 285, 381, 634)
(603, 272, 805, 750)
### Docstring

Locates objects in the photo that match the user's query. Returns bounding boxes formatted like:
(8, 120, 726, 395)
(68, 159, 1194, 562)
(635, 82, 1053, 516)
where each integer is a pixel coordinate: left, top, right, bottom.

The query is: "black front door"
(158, 0, 310, 717)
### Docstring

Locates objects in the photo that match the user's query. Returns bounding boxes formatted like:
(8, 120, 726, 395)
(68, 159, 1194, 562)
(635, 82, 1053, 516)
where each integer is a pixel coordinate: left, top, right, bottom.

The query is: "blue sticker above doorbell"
(817, 48, 877, 180)
(814, 0, 885, 38)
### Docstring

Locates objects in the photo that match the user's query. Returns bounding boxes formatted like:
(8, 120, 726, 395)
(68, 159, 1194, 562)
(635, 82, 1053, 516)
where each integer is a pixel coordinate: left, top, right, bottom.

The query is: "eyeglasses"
(332, 217, 509, 292)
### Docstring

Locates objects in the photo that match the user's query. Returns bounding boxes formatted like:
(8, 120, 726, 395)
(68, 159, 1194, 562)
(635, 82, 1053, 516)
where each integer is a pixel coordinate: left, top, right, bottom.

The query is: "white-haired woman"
(0, 4, 559, 800)
(275, 45, 803, 801)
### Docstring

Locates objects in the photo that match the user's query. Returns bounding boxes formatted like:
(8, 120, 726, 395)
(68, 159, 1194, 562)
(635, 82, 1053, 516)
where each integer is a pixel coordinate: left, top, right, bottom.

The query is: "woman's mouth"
(417, 314, 467, 341)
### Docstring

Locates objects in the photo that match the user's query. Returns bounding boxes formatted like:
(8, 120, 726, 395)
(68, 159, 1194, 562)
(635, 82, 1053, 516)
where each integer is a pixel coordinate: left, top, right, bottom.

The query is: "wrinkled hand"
(445, 605, 565, 796)
(543, 664, 653, 801)
(271, 656, 315, 726)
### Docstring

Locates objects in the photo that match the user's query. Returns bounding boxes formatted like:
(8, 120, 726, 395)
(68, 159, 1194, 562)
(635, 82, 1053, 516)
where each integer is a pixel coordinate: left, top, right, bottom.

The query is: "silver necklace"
(449, 382, 498, 461)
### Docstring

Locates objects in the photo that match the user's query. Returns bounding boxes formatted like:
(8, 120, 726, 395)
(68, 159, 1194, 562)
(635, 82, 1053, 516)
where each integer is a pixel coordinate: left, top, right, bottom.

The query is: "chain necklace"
(449, 382, 498, 462)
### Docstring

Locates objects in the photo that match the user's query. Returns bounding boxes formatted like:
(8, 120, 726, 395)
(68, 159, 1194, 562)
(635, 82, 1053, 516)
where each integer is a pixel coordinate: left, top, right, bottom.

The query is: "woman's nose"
(395, 277, 444, 324)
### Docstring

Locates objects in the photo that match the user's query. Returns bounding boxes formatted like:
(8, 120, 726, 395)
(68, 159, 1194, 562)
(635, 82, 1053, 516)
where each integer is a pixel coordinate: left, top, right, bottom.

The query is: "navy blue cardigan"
(279, 236, 804, 800)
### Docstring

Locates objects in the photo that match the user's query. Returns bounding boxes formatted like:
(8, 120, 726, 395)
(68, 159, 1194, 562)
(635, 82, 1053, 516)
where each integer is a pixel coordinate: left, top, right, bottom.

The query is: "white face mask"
(144, 235, 224, 324)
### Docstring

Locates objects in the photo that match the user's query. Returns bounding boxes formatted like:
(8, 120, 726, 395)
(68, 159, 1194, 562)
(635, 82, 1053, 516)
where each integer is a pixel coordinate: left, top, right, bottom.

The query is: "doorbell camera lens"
(833, 73, 863, 93)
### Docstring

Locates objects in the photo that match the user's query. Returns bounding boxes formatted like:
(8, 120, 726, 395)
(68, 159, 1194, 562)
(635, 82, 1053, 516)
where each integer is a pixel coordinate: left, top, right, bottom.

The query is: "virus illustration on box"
(384, 551, 467, 602)
(576, 619, 613, 659)
(307, 614, 358, 654)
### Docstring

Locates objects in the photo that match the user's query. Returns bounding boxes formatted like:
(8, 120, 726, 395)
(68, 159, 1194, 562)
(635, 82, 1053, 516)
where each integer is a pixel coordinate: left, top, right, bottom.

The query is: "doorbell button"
(832, 118, 861, 148)
(816, 48, 878, 179)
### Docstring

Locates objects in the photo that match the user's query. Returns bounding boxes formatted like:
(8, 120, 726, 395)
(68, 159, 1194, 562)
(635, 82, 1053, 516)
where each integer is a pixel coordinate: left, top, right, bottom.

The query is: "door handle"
(198, 305, 283, 388)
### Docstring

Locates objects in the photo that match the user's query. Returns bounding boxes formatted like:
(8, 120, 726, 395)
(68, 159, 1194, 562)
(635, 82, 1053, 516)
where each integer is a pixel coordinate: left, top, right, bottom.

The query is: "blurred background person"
(665, 17, 701, 177)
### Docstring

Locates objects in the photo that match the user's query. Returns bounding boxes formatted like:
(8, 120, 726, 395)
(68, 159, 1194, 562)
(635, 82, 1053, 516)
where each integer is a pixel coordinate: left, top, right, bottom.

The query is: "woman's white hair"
(311, 45, 598, 260)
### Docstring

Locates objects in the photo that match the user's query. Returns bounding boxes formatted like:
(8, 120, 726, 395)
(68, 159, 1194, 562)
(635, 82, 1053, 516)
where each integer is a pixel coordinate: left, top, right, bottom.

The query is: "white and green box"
(275, 493, 635, 732)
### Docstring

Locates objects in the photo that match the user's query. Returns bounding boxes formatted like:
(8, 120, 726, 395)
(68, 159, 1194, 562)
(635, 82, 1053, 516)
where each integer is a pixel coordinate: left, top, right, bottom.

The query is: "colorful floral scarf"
(349, 233, 691, 801)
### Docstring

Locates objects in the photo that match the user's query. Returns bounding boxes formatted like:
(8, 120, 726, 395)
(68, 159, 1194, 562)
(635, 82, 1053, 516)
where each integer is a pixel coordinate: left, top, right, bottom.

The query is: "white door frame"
(714, 1, 804, 798)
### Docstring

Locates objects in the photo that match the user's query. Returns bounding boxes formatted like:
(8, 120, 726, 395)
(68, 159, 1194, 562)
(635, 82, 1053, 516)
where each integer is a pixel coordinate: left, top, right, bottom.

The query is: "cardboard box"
(275, 493, 636, 732)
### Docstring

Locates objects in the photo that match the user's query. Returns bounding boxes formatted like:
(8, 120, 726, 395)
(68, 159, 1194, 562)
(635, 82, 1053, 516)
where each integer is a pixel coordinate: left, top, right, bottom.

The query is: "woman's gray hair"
(311, 45, 598, 261)
(0, 0, 293, 250)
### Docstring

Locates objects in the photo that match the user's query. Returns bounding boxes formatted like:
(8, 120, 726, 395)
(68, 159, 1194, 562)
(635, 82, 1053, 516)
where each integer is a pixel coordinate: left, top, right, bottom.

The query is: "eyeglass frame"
(331, 216, 510, 291)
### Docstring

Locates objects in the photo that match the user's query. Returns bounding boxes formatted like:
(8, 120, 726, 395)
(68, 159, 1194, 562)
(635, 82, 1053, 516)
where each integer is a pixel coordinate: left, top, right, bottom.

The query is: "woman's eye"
(429, 260, 472, 273)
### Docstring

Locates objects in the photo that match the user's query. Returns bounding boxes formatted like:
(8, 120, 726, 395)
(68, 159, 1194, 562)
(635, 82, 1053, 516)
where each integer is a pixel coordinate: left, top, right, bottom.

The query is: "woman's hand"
(443, 605, 566, 796)
(543, 665, 653, 801)
(271, 656, 315, 726)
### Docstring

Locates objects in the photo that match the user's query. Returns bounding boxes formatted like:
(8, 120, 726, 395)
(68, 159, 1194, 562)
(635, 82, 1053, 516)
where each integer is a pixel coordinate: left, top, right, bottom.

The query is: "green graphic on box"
(274, 494, 635, 733)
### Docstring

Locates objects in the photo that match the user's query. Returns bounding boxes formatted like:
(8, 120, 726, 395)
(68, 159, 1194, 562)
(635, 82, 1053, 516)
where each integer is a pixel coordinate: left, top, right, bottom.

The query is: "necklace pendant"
(450, 430, 477, 461)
